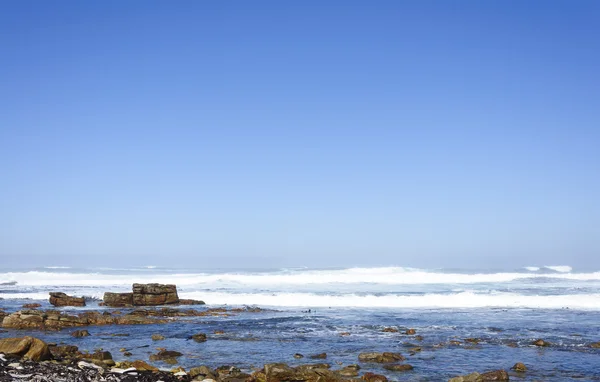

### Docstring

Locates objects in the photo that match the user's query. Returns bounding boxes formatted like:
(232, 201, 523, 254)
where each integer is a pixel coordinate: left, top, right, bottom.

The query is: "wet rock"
(48, 344, 78, 359)
(192, 332, 208, 342)
(589, 341, 600, 348)
(152, 333, 165, 341)
(71, 329, 90, 337)
(179, 299, 206, 305)
(414, 335, 424, 341)
(533, 339, 551, 347)
(22, 303, 41, 309)
(149, 349, 183, 362)
(339, 332, 351, 336)
(338, 365, 360, 377)
(123, 351, 132, 356)
(383, 364, 414, 372)
(358, 352, 404, 363)
(362, 372, 388, 382)
(118, 359, 159, 371)
(449, 372, 481, 382)
(309, 352, 327, 359)
(480, 369, 509, 380)
(0, 336, 52, 361)
(511, 362, 527, 372)
(189, 365, 217, 379)
(465, 338, 481, 344)
(49, 292, 86, 307)
(294, 353, 304, 358)
(404, 328, 417, 335)
(214, 330, 225, 334)
(382, 327, 399, 333)
(102, 292, 134, 307)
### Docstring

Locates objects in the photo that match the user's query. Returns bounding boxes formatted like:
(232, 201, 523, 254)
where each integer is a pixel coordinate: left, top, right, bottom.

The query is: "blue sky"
(1, 1, 599, 269)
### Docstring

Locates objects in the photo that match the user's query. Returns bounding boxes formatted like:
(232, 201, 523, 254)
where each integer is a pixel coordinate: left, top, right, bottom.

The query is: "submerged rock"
(533, 339, 551, 347)
(151, 333, 165, 341)
(358, 352, 404, 363)
(362, 372, 388, 382)
(383, 364, 414, 372)
(71, 329, 90, 337)
(511, 362, 527, 372)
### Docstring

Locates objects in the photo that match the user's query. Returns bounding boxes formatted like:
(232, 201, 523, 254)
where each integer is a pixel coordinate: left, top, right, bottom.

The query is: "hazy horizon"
(1, 1, 599, 270)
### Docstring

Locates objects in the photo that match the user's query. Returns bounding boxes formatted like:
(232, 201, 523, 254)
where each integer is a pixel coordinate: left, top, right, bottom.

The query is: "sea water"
(1, 265, 599, 381)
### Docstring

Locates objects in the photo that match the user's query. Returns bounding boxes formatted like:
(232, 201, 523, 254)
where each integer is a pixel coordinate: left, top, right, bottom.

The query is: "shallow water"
(1, 265, 599, 381)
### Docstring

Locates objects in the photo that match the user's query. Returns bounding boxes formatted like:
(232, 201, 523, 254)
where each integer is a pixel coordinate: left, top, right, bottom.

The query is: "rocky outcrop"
(102, 292, 134, 307)
(133, 283, 179, 305)
(0, 336, 52, 361)
(449, 370, 509, 382)
(49, 292, 86, 307)
(511, 363, 526, 372)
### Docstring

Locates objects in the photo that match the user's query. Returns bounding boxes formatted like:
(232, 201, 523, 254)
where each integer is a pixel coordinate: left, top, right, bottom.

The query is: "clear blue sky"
(1, 1, 598, 269)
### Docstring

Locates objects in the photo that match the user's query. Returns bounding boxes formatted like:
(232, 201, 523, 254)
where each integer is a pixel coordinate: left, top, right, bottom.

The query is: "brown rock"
(132, 283, 179, 306)
(449, 372, 481, 382)
(511, 362, 527, 372)
(71, 329, 90, 337)
(358, 352, 405, 363)
(48, 344, 79, 359)
(49, 292, 85, 307)
(533, 339, 551, 347)
(149, 349, 183, 361)
(589, 341, 600, 348)
(404, 328, 417, 335)
(102, 292, 133, 307)
(480, 369, 509, 380)
(178, 299, 206, 305)
(383, 364, 414, 372)
(382, 327, 399, 333)
(465, 338, 481, 344)
(192, 333, 207, 342)
(189, 365, 216, 379)
(0, 336, 52, 361)
(309, 352, 327, 359)
(362, 372, 388, 382)
(22, 303, 42, 309)
(152, 334, 165, 341)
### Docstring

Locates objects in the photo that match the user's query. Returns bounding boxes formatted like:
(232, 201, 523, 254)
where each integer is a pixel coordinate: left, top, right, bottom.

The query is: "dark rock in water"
(358, 352, 405, 363)
(449, 372, 481, 382)
(71, 329, 90, 337)
(589, 341, 600, 348)
(123, 351, 132, 356)
(384, 363, 414, 372)
(309, 352, 327, 359)
(149, 349, 183, 362)
(362, 372, 389, 382)
(404, 328, 417, 335)
(338, 365, 360, 377)
(465, 338, 481, 344)
(103, 292, 134, 307)
(192, 332, 207, 342)
(0, 336, 52, 361)
(178, 298, 206, 305)
(533, 339, 551, 347)
(382, 327, 399, 333)
(511, 362, 527, 372)
(480, 369, 510, 380)
(48, 344, 79, 359)
(293, 353, 304, 358)
(49, 292, 86, 307)
(22, 303, 41, 309)
(133, 283, 179, 305)
(414, 335, 424, 341)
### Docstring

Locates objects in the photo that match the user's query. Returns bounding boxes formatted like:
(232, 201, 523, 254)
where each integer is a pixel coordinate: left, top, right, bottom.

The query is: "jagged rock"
(49, 292, 85, 307)
(102, 292, 134, 307)
(358, 352, 405, 363)
(132, 283, 179, 305)
(0, 336, 52, 361)
(189, 365, 217, 379)
(48, 344, 79, 359)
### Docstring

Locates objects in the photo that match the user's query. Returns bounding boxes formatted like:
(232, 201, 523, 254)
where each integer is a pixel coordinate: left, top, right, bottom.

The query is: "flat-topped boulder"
(49, 292, 86, 307)
(0, 336, 52, 361)
(102, 292, 134, 307)
(132, 283, 179, 305)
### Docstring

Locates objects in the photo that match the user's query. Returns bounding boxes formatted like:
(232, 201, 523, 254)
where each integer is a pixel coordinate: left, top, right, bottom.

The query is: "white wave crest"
(177, 291, 600, 310)
(524, 266, 540, 271)
(0, 267, 599, 287)
(544, 265, 573, 273)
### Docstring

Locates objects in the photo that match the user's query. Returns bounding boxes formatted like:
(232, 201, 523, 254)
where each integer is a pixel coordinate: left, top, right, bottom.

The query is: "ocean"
(1, 265, 600, 381)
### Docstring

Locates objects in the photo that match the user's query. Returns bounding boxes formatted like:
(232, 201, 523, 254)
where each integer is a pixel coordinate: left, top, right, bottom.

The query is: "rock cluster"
(49, 292, 86, 307)
(102, 283, 205, 307)
(449, 369, 509, 381)
(0, 336, 52, 361)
